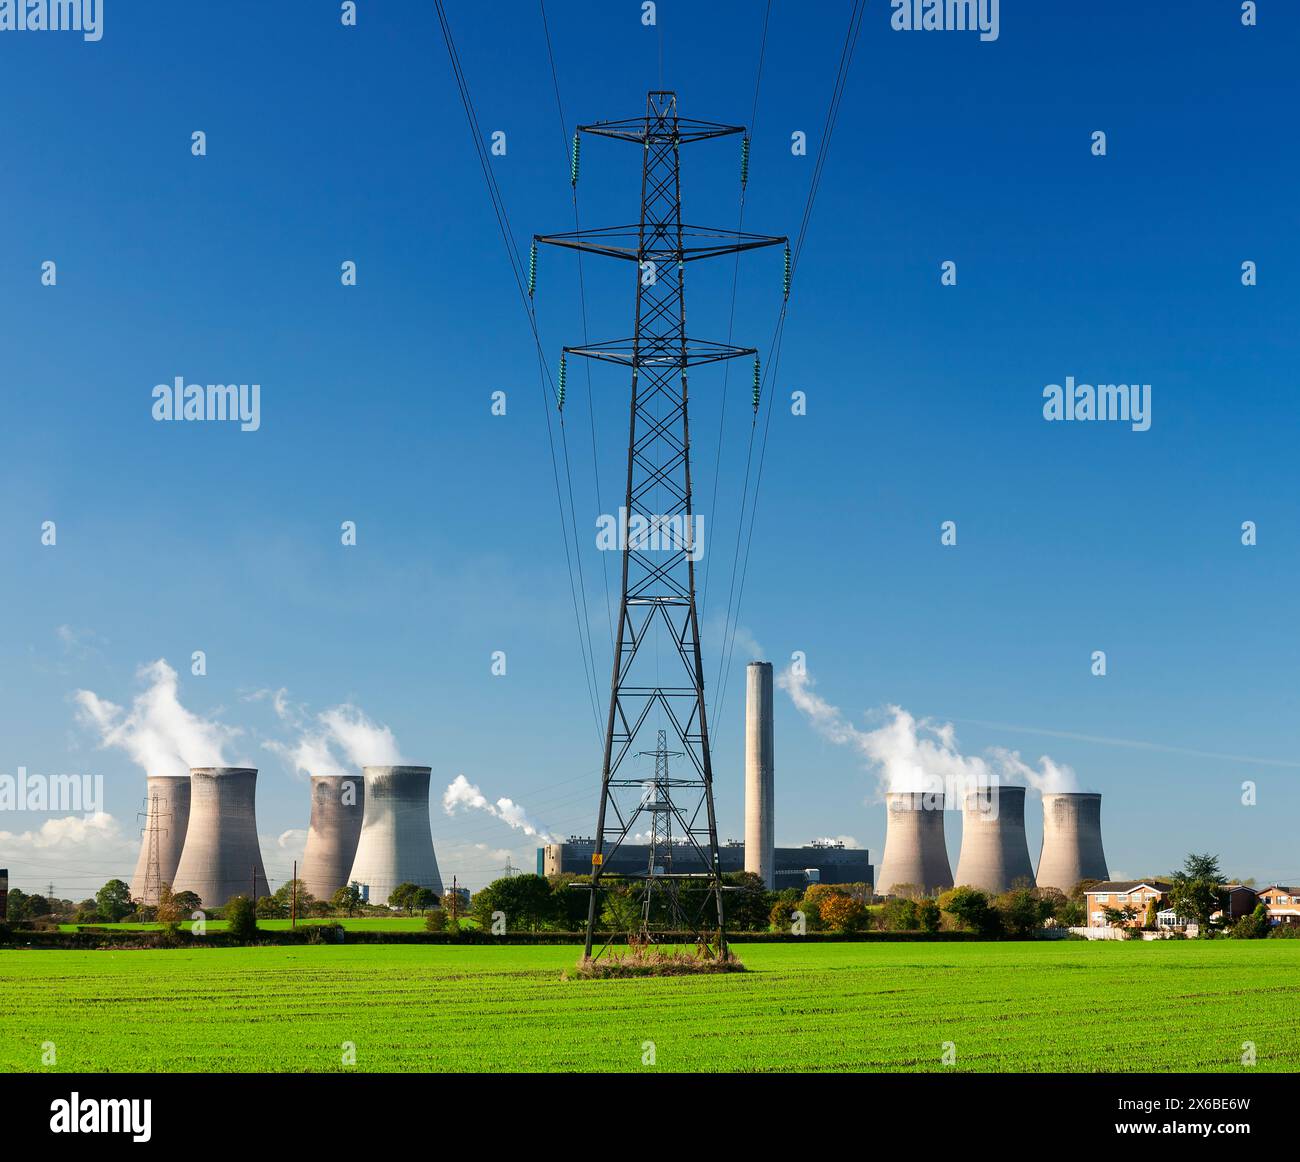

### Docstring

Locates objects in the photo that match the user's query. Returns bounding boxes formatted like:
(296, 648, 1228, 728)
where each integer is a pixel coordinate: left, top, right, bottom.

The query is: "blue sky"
(1, 0, 1296, 896)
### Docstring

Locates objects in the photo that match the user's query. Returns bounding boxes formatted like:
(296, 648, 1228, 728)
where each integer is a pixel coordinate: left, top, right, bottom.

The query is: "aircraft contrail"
(949, 719, 1300, 770)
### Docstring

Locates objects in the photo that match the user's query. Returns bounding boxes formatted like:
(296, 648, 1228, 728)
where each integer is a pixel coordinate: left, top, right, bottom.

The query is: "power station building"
(539, 837, 871, 888)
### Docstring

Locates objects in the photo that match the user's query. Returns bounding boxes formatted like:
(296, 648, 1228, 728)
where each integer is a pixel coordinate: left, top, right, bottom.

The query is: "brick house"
(1216, 884, 1260, 923)
(1257, 884, 1300, 926)
(1155, 883, 1258, 930)
(1084, 881, 1171, 929)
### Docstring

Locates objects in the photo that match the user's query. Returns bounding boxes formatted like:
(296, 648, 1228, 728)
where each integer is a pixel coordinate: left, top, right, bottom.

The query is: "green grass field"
(2, 941, 1295, 1072)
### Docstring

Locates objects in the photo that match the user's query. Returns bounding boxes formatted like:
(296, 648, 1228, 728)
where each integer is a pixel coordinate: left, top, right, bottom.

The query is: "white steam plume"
(74, 659, 238, 777)
(443, 774, 555, 843)
(318, 704, 405, 767)
(989, 748, 1079, 793)
(259, 692, 405, 778)
(779, 664, 1081, 797)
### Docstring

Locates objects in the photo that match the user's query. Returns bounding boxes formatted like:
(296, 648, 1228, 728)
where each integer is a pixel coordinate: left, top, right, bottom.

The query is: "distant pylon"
(138, 791, 170, 904)
(639, 729, 687, 932)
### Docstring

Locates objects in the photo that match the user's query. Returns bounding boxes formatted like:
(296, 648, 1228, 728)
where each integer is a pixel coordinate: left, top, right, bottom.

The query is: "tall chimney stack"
(744, 661, 775, 889)
(129, 775, 192, 904)
(954, 785, 1034, 895)
(171, 768, 270, 910)
(1036, 791, 1109, 893)
(301, 774, 366, 902)
(876, 791, 954, 897)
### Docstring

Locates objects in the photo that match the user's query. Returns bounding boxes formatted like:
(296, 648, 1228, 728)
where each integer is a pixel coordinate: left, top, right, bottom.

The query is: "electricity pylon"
(138, 791, 170, 904)
(537, 91, 786, 959)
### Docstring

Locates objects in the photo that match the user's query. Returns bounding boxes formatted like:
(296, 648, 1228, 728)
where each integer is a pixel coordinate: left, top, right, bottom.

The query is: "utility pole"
(291, 859, 297, 929)
(537, 91, 786, 960)
(451, 875, 458, 924)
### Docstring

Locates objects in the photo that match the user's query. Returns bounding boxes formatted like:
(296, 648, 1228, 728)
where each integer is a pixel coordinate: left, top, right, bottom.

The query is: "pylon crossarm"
(563, 339, 756, 367)
(578, 113, 744, 144)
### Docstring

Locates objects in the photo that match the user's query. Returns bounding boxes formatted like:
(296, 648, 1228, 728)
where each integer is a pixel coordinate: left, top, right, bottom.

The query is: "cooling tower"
(744, 661, 775, 889)
(1036, 791, 1109, 893)
(129, 775, 192, 904)
(171, 768, 269, 909)
(346, 765, 443, 905)
(876, 791, 953, 896)
(953, 785, 1035, 895)
(300, 774, 366, 901)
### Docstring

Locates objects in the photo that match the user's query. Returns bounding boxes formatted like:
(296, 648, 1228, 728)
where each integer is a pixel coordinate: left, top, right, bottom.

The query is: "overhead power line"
(433, 0, 605, 743)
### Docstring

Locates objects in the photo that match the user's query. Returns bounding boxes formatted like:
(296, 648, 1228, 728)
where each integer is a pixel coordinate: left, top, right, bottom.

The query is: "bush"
(939, 887, 1000, 936)
(255, 895, 286, 920)
(769, 899, 797, 932)
(425, 909, 447, 933)
(918, 899, 941, 933)
(996, 888, 1050, 937)
(817, 893, 867, 933)
(1268, 923, 1300, 939)
(1229, 904, 1270, 940)
(305, 922, 345, 945)
(1056, 899, 1085, 928)
(225, 895, 258, 944)
(567, 945, 744, 979)
(881, 897, 919, 932)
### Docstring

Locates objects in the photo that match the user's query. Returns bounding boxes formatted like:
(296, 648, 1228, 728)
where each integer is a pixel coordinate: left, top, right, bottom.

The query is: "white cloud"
(74, 658, 238, 777)
(0, 812, 138, 891)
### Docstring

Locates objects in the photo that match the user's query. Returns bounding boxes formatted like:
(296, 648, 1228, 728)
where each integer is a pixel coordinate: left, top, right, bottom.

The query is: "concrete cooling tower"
(171, 768, 270, 909)
(953, 785, 1034, 895)
(876, 791, 954, 896)
(744, 661, 775, 890)
(129, 775, 192, 904)
(1036, 791, 1109, 893)
(346, 765, 443, 905)
(300, 774, 366, 901)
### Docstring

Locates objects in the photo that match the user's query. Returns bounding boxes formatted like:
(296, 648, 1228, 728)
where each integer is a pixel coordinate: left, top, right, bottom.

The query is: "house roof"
(1259, 884, 1300, 894)
(1086, 880, 1172, 894)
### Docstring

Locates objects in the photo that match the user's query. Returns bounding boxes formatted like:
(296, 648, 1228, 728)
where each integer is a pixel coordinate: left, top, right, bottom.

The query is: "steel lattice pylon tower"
(538, 92, 785, 960)
(138, 790, 170, 904)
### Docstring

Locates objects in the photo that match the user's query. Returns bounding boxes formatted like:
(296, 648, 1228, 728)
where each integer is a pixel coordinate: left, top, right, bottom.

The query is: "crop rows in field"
(2, 941, 1295, 1073)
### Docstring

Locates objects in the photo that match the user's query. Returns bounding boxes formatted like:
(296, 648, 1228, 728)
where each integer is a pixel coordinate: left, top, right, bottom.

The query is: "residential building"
(1257, 884, 1300, 926)
(1084, 880, 1171, 929)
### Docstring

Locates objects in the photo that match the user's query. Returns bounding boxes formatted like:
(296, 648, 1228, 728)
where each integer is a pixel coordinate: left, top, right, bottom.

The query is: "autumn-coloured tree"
(816, 892, 866, 933)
